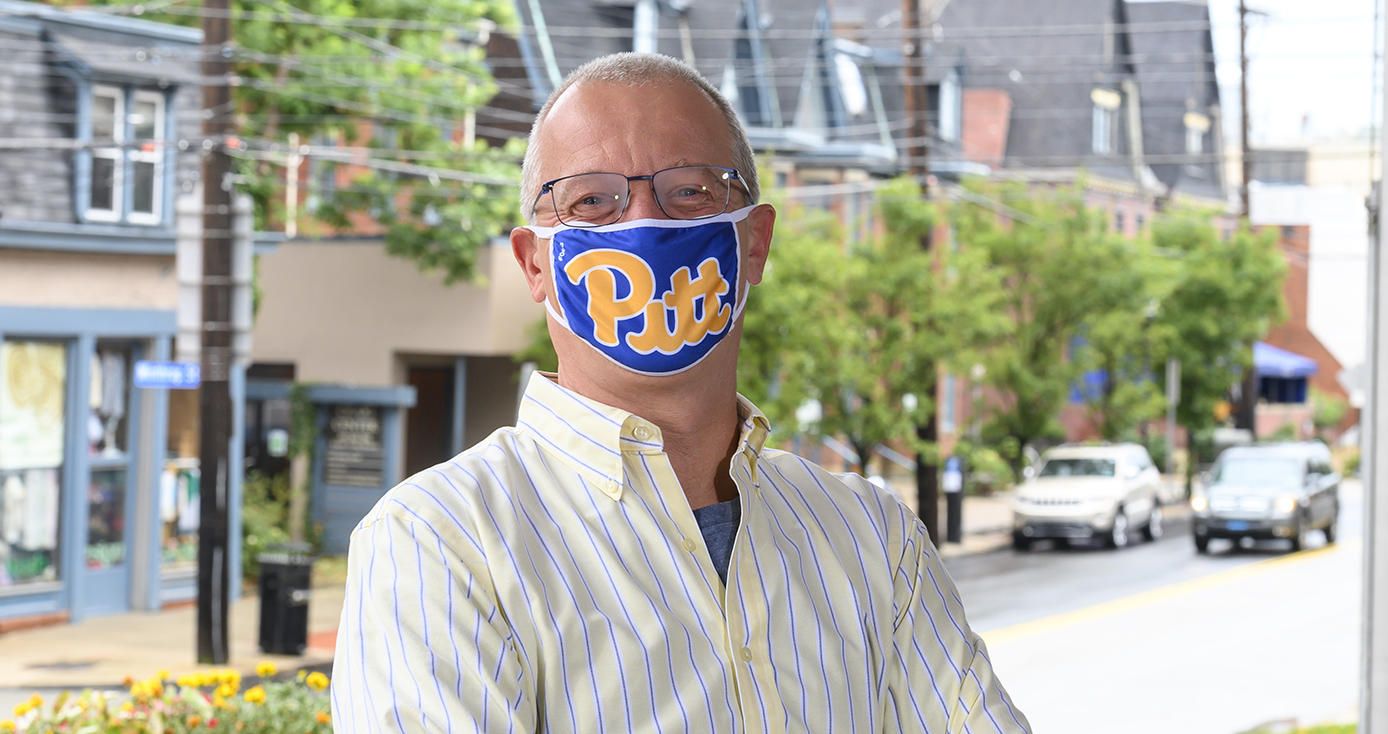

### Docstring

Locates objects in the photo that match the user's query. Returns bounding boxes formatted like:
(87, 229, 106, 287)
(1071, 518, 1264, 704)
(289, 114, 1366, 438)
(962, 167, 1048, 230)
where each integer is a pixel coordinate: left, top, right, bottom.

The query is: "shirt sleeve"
(331, 509, 536, 734)
(883, 517, 1032, 733)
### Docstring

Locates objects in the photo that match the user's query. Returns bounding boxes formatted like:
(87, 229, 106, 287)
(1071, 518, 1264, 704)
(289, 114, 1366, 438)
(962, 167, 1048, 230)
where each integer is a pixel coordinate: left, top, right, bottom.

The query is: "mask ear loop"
(545, 235, 572, 330)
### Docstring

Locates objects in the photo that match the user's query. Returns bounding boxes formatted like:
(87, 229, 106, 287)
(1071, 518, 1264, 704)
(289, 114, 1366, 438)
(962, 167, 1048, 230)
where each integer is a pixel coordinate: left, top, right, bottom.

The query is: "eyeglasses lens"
(546, 166, 735, 227)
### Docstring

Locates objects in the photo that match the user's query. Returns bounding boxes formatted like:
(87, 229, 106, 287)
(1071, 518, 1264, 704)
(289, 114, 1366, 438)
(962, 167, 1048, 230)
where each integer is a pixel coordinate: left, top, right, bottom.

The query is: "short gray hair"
(519, 53, 759, 222)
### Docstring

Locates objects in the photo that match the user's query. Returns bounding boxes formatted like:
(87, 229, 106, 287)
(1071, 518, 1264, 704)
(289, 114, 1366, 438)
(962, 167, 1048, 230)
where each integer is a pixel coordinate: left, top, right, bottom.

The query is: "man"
(332, 52, 1030, 733)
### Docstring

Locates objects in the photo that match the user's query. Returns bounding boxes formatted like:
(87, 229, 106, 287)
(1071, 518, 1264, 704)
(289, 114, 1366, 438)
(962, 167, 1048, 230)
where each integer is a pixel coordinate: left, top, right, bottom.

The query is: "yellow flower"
(218, 669, 241, 686)
(177, 674, 195, 687)
(255, 661, 278, 678)
(0, 720, 14, 732)
(305, 672, 329, 692)
(243, 686, 266, 705)
(157, 669, 171, 680)
(9, 704, 27, 718)
(120, 702, 133, 713)
(213, 695, 227, 708)
(315, 711, 331, 724)
(216, 683, 236, 698)
(297, 670, 307, 681)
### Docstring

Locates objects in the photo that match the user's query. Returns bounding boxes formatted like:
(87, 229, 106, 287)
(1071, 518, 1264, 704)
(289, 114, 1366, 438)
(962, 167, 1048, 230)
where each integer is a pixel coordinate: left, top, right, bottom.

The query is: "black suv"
(1191, 442, 1340, 553)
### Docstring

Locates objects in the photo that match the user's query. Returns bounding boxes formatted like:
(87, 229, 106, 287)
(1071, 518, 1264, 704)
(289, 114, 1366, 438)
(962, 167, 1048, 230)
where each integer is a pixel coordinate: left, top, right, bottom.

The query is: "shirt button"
(739, 647, 753, 662)
(682, 538, 697, 552)
(633, 425, 651, 440)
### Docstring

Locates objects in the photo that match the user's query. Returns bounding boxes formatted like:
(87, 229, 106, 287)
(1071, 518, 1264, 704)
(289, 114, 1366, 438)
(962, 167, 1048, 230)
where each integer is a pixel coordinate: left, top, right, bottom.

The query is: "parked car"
(1010, 443, 1165, 551)
(1190, 442, 1340, 553)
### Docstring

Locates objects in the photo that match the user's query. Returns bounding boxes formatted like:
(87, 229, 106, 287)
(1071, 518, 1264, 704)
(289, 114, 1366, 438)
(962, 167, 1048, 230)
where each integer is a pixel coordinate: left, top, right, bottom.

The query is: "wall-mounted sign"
(323, 405, 384, 488)
(133, 360, 201, 390)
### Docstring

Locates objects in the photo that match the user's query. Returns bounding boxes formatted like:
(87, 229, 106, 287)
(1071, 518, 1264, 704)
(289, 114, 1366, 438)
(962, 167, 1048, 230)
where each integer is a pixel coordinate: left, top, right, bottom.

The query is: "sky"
(1196, 0, 1381, 143)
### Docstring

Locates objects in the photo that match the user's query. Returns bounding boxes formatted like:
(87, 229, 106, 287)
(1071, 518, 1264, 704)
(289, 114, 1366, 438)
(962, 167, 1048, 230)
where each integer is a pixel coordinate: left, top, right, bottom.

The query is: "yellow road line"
(979, 539, 1360, 646)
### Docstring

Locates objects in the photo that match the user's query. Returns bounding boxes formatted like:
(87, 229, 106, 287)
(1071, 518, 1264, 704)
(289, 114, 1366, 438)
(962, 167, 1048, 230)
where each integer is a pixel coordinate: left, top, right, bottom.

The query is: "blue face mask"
(525, 205, 756, 376)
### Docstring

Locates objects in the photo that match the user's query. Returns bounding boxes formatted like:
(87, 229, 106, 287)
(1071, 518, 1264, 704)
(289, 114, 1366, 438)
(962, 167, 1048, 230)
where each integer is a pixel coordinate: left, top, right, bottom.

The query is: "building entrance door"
(80, 342, 136, 618)
(405, 365, 456, 478)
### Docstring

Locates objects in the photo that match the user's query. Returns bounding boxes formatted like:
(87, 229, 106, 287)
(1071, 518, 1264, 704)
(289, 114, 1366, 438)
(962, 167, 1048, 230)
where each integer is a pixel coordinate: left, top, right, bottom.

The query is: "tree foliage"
(739, 178, 1005, 474)
(951, 180, 1144, 472)
(1149, 212, 1287, 457)
(70, 0, 523, 283)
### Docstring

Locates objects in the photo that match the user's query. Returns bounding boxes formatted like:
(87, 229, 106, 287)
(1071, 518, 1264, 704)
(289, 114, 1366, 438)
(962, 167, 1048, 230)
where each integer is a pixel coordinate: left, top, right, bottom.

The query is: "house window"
(1091, 88, 1121, 155)
(1186, 126, 1204, 154)
(86, 85, 166, 225)
(942, 373, 957, 433)
(1114, 210, 1125, 234)
(1183, 111, 1210, 155)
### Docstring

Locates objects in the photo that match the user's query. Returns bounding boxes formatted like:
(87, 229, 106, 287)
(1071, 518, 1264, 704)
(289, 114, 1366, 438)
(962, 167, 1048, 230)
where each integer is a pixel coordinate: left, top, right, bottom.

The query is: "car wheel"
(1290, 515, 1307, 552)
(1324, 513, 1338, 544)
(1194, 534, 1209, 554)
(1012, 533, 1032, 552)
(1106, 508, 1129, 549)
(1142, 503, 1164, 542)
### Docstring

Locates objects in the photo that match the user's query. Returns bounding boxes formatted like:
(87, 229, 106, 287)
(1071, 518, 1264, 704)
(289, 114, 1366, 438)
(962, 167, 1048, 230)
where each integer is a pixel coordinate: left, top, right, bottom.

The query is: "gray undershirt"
(691, 495, 741, 584)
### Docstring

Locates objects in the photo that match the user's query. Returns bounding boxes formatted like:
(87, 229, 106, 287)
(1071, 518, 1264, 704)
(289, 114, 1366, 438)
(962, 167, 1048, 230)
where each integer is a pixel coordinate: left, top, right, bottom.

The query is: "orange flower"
(315, 711, 331, 724)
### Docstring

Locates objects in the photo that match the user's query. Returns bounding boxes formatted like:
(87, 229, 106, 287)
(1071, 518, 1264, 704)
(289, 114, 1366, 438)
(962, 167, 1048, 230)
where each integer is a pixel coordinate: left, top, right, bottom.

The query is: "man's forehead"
(536, 78, 731, 172)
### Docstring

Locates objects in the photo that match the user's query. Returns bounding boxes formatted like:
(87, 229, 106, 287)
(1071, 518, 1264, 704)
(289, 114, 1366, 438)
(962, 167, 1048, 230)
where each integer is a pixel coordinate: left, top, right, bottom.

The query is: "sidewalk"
(0, 492, 1019, 712)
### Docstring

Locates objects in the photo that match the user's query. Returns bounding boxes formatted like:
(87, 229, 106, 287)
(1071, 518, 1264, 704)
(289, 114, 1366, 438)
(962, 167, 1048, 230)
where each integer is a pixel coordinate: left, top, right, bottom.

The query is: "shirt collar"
(516, 371, 773, 501)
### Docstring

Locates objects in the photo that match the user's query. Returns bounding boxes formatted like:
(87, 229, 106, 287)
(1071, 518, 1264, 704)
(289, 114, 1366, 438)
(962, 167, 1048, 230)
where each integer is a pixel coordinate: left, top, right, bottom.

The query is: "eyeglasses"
(532, 165, 747, 228)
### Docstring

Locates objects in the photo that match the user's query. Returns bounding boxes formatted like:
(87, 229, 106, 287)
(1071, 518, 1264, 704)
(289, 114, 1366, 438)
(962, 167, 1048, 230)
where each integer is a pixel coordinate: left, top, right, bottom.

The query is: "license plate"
(1225, 520, 1250, 531)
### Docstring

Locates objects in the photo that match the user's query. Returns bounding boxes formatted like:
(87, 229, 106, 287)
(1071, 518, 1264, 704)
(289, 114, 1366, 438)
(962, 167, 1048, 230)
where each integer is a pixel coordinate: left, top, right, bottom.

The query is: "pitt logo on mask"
(527, 206, 754, 376)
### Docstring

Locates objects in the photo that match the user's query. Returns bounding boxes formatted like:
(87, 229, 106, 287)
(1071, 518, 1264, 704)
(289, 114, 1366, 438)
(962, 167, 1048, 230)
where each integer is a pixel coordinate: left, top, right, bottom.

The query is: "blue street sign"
(133, 360, 201, 389)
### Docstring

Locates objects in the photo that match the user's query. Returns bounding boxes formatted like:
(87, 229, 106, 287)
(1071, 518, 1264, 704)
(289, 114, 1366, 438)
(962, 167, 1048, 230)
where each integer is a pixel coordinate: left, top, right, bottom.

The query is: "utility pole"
(1239, 0, 1251, 219)
(902, 0, 941, 543)
(1362, 25, 1388, 718)
(1234, 0, 1259, 437)
(198, 0, 234, 665)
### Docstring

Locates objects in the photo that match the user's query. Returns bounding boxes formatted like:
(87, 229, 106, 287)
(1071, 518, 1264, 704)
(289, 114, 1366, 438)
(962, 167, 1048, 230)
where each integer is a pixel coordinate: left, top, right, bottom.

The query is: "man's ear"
(511, 226, 548, 304)
(743, 203, 775, 286)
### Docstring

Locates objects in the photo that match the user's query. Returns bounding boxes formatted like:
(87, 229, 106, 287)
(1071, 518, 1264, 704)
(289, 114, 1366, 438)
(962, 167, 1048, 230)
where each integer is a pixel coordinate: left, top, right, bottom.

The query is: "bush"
(2, 663, 332, 733)
(242, 471, 293, 585)
(1343, 448, 1361, 477)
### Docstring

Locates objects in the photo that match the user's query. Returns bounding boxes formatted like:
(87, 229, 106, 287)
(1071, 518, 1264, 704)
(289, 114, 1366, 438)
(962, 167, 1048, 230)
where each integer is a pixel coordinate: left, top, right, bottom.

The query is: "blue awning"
(1254, 341, 1319, 379)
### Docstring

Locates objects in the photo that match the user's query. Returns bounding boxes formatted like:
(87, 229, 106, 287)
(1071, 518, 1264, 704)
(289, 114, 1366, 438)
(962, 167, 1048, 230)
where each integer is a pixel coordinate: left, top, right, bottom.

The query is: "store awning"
(1254, 341, 1319, 379)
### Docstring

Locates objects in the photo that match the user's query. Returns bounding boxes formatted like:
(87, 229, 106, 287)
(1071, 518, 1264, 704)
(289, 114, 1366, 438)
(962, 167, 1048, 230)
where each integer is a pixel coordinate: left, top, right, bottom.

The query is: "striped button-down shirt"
(332, 373, 1030, 733)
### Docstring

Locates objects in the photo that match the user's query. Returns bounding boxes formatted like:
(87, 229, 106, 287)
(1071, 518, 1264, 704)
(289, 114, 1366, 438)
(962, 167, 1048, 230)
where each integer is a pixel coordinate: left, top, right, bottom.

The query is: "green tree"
(951, 180, 1146, 475)
(1311, 386, 1348, 437)
(70, 0, 523, 283)
(1074, 241, 1179, 441)
(740, 178, 1005, 475)
(1150, 212, 1287, 479)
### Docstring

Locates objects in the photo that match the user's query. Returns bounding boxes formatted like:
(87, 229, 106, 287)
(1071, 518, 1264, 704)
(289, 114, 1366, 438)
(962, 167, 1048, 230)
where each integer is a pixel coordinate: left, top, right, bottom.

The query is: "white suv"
(1010, 443, 1165, 551)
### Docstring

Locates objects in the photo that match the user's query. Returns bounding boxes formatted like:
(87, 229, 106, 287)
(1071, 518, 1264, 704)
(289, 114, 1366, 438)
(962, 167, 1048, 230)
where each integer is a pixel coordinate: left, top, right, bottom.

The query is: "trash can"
(258, 542, 314, 655)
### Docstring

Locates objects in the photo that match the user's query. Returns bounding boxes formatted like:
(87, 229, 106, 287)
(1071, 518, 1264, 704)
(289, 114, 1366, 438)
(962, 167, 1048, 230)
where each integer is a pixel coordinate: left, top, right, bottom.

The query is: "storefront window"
(162, 383, 201, 570)
(90, 347, 130, 457)
(0, 341, 66, 587)
(86, 468, 126, 568)
(160, 460, 199, 567)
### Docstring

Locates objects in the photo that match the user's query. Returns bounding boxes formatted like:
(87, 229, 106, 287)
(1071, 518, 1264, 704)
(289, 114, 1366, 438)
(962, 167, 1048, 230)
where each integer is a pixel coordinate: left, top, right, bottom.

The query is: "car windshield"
(1212, 457, 1303, 488)
(1037, 458, 1116, 478)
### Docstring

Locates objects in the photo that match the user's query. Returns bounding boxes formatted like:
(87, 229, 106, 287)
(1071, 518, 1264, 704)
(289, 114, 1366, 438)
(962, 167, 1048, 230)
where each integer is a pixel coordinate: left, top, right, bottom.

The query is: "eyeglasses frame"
(531, 165, 749, 228)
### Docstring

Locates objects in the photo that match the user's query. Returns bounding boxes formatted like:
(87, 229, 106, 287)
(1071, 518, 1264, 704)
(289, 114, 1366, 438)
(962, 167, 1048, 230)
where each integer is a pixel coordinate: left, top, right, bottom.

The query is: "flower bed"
(2, 662, 332, 733)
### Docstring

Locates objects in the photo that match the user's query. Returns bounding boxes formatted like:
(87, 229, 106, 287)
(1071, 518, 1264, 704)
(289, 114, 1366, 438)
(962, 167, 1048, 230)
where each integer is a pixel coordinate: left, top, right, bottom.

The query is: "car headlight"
(1191, 496, 1208, 512)
(1275, 496, 1298, 514)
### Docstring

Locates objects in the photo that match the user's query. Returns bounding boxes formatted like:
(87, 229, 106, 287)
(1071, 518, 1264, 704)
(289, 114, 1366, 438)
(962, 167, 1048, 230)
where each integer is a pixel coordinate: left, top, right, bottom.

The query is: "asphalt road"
(947, 479, 1364, 734)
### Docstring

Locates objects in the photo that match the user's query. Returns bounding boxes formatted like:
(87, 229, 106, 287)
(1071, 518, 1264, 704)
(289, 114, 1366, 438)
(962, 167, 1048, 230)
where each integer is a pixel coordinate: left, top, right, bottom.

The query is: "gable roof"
(934, 0, 1144, 180)
(1124, 0, 1226, 200)
(501, 0, 903, 168)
